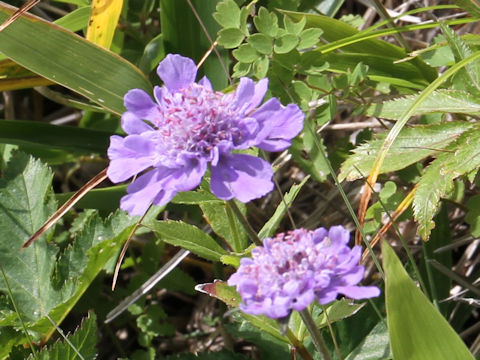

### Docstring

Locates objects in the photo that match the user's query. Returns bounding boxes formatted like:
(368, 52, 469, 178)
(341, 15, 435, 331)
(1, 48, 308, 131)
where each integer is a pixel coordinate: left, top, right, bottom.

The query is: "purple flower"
(228, 226, 380, 319)
(107, 54, 304, 216)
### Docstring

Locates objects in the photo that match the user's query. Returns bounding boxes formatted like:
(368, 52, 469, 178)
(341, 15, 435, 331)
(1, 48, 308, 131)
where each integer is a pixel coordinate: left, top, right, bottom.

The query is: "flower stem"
(299, 309, 332, 360)
(285, 329, 315, 360)
(227, 200, 262, 246)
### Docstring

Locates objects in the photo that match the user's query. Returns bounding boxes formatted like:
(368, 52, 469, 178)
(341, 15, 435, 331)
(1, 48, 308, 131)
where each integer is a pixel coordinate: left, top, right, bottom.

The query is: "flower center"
(155, 83, 243, 159)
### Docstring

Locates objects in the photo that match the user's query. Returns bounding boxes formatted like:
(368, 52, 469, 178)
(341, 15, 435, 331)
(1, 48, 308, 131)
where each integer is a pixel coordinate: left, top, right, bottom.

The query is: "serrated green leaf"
(258, 176, 309, 239)
(217, 28, 245, 49)
(253, 7, 278, 37)
(232, 43, 259, 63)
(150, 220, 228, 262)
(367, 90, 480, 120)
(414, 126, 480, 239)
(298, 27, 322, 49)
(213, 0, 241, 28)
(248, 33, 273, 55)
(339, 122, 474, 181)
(171, 189, 222, 205)
(274, 34, 299, 54)
(345, 321, 391, 360)
(32, 312, 98, 360)
(200, 201, 248, 252)
(383, 241, 474, 360)
(0, 3, 151, 115)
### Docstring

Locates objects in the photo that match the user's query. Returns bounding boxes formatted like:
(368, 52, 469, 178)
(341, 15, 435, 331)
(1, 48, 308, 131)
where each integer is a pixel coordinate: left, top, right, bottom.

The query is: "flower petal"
(157, 54, 197, 92)
(120, 168, 177, 216)
(107, 134, 157, 183)
(234, 77, 269, 114)
(256, 103, 305, 152)
(337, 285, 381, 300)
(198, 76, 213, 91)
(121, 112, 155, 135)
(171, 153, 207, 192)
(210, 154, 274, 202)
(124, 89, 161, 123)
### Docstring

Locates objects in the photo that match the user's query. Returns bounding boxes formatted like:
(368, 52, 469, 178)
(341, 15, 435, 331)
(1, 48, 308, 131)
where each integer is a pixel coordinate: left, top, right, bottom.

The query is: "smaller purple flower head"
(228, 226, 380, 319)
(107, 54, 304, 216)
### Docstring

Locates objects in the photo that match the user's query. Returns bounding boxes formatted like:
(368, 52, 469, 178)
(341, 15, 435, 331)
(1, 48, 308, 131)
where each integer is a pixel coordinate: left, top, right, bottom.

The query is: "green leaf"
(248, 33, 274, 55)
(0, 3, 151, 115)
(284, 11, 437, 83)
(283, 15, 305, 35)
(253, 55, 269, 78)
(0, 119, 111, 154)
(383, 241, 474, 360)
(367, 90, 480, 120)
(150, 220, 228, 262)
(233, 43, 259, 63)
(441, 23, 480, 96)
(217, 28, 246, 49)
(32, 312, 98, 360)
(315, 300, 365, 329)
(455, 0, 480, 18)
(200, 201, 248, 252)
(253, 7, 279, 37)
(213, 0, 241, 28)
(339, 122, 474, 181)
(171, 189, 222, 204)
(225, 320, 290, 360)
(274, 34, 299, 54)
(298, 28, 323, 49)
(290, 118, 330, 182)
(414, 126, 480, 239)
(138, 34, 165, 74)
(0, 152, 138, 351)
(465, 194, 480, 236)
(258, 176, 309, 239)
(54, 6, 91, 32)
(345, 321, 391, 360)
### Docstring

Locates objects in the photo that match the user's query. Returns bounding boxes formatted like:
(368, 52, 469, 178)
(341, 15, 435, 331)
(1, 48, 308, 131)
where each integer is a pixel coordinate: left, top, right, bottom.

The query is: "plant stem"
(299, 309, 331, 360)
(227, 200, 262, 246)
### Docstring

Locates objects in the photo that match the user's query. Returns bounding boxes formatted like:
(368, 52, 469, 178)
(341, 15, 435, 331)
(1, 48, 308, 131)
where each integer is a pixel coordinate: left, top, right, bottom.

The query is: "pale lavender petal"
(124, 89, 161, 123)
(256, 104, 305, 152)
(107, 134, 156, 183)
(121, 112, 155, 135)
(210, 154, 274, 202)
(198, 76, 213, 91)
(338, 285, 381, 299)
(121, 168, 177, 216)
(170, 154, 207, 192)
(328, 225, 351, 245)
(157, 54, 197, 91)
(234, 78, 269, 114)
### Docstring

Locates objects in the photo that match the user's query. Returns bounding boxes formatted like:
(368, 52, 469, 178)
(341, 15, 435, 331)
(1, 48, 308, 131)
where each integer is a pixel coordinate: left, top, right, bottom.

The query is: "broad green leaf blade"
(0, 119, 111, 154)
(258, 176, 309, 239)
(31, 312, 98, 360)
(366, 90, 480, 120)
(339, 121, 473, 181)
(383, 241, 474, 360)
(315, 300, 365, 329)
(414, 126, 480, 239)
(150, 220, 228, 262)
(0, 2, 151, 115)
(345, 321, 391, 360)
(86, 0, 123, 49)
(201, 201, 248, 252)
(54, 6, 91, 32)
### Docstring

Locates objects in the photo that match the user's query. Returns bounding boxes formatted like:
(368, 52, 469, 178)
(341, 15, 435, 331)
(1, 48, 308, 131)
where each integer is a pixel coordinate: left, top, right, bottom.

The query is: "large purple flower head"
(228, 226, 380, 319)
(107, 54, 304, 215)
